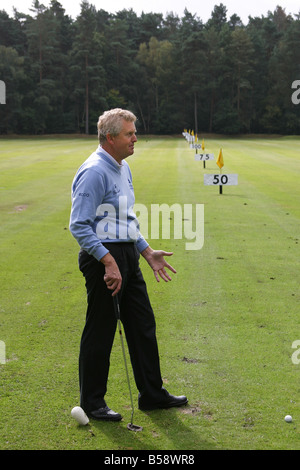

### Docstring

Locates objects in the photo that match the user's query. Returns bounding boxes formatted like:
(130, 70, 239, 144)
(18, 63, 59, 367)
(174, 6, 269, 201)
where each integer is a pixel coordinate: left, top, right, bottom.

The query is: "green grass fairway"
(0, 134, 299, 450)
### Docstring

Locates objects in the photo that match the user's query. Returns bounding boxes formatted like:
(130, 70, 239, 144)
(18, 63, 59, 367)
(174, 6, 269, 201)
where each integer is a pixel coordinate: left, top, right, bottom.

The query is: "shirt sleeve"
(135, 232, 149, 253)
(69, 168, 109, 261)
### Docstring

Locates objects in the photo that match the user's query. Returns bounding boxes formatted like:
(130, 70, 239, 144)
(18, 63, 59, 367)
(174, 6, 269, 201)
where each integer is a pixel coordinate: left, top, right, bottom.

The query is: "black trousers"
(78, 243, 164, 412)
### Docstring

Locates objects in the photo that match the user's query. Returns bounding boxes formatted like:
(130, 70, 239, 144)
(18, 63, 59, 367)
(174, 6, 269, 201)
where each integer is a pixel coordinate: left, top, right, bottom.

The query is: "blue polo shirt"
(69, 146, 149, 261)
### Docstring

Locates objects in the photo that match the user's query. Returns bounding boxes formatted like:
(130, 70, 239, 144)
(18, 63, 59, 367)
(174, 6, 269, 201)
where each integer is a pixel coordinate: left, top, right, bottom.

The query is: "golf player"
(69, 108, 188, 421)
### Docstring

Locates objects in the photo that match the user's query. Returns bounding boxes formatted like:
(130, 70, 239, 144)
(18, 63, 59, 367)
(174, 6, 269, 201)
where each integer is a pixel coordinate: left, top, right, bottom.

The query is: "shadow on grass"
(143, 407, 216, 450)
(84, 406, 216, 451)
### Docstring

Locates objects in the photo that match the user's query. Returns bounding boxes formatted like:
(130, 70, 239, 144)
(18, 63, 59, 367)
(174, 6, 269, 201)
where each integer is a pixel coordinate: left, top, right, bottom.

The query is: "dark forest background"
(0, 0, 300, 135)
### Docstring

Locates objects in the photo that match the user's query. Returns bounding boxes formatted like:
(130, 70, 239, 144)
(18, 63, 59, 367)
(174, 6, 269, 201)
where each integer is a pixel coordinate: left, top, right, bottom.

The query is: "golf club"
(112, 294, 143, 432)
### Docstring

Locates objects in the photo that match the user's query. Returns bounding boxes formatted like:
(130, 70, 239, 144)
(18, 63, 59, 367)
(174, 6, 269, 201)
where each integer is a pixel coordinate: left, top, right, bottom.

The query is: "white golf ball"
(284, 415, 292, 423)
(71, 406, 89, 425)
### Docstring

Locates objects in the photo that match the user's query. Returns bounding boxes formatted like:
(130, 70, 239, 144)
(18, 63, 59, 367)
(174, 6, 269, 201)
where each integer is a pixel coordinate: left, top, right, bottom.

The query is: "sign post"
(204, 149, 238, 193)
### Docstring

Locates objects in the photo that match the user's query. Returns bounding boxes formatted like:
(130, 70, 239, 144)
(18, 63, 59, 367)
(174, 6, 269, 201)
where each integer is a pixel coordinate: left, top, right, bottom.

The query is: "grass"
(0, 134, 299, 450)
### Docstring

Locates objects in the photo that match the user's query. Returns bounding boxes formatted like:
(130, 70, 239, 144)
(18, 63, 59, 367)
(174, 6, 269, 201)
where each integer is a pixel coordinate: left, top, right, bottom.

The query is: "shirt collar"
(97, 145, 123, 169)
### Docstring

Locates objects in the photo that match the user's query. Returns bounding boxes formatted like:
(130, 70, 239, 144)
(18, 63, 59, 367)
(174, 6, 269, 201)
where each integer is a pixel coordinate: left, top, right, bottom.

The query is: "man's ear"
(106, 133, 115, 145)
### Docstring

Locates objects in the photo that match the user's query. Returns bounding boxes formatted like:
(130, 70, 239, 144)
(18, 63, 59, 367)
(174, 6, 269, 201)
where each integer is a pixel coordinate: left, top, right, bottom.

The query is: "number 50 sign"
(204, 174, 238, 186)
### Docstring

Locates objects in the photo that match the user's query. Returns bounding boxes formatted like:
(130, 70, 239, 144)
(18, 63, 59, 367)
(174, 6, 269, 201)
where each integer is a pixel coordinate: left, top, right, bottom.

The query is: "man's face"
(110, 120, 137, 163)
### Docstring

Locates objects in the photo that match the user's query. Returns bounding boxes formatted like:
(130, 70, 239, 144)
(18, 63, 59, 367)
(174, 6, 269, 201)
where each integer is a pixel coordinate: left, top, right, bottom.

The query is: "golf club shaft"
(113, 295, 135, 425)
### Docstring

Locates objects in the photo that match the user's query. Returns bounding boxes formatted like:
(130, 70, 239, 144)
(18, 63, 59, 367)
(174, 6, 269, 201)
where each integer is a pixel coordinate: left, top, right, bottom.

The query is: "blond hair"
(97, 108, 137, 144)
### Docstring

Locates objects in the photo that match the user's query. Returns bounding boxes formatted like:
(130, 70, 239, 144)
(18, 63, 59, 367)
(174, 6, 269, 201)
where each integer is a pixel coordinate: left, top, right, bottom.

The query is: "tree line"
(0, 0, 300, 135)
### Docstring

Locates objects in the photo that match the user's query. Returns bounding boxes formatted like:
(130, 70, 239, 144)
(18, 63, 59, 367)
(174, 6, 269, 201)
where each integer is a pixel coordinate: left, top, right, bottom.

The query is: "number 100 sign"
(204, 174, 238, 186)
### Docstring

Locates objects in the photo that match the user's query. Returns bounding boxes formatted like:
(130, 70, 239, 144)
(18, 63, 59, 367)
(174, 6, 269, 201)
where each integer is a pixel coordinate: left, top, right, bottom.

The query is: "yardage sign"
(190, 143, 204, 149)
(204, 174, 238, 186)
(195, 153, 214, 161)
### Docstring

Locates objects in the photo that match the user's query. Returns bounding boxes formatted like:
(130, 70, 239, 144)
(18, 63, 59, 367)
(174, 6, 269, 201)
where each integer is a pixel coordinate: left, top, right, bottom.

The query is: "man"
(69, 108, 187, 421)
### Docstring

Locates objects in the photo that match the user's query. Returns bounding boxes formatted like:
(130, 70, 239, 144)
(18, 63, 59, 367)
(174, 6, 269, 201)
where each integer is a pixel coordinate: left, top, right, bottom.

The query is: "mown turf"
(0, 134, 299, 450)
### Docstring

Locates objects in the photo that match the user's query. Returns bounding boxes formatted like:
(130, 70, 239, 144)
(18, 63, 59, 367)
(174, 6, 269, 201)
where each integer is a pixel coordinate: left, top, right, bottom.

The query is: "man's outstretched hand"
(141, 246, 177, 282)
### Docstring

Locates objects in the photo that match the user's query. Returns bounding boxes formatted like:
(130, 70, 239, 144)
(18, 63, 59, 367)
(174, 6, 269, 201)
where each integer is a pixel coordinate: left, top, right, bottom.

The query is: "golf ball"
(71, 406, 89, 425)
(284, 415, 292, 423)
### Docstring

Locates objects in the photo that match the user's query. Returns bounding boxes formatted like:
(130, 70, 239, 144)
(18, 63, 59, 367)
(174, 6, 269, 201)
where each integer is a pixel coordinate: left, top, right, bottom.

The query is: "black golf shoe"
(138, 389, 188, 411)
(87, 405, 122, 421)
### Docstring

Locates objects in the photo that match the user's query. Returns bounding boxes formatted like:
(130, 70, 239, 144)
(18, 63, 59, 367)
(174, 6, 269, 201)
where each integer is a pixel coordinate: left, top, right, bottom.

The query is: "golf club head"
(127, 423, 143, 432)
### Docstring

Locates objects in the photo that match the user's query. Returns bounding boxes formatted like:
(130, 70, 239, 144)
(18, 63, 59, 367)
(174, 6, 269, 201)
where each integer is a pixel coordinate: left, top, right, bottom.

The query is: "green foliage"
(0, 3, 300, 134)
